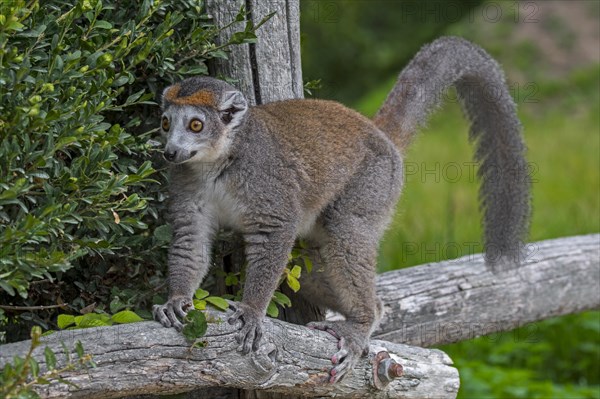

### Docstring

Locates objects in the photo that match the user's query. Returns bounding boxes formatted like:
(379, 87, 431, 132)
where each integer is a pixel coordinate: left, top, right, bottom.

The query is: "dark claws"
(227, 302, 263, 354)
(153, 297, 192, 331)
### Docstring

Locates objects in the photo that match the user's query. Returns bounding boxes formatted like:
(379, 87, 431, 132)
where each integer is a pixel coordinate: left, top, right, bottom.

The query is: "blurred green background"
(300, 0, 599, 398)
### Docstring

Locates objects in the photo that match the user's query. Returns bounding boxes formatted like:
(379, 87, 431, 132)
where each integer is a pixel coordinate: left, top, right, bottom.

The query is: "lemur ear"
(219, 90, 248, 126)
(161, 85, 178, 110)
(161, 87, 170, 110)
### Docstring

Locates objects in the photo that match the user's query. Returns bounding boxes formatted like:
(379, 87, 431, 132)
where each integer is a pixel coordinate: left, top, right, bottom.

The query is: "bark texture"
(206, 0, 303, 104)
(373, 234, 600, 346)
(0, 312, 458, 399)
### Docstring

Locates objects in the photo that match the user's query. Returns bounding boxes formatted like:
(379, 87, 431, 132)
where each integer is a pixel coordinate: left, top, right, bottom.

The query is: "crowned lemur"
(153, 37, 530, 382)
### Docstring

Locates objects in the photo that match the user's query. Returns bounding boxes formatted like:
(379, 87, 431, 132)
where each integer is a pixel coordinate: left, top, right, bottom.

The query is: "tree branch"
(0, 304, 68, 312)
(371, 234, 600, 346)
(0, 313, 458, 399)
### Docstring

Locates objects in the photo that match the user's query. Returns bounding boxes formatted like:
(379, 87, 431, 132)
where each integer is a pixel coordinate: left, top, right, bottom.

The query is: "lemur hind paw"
(307, 320, 369, 383)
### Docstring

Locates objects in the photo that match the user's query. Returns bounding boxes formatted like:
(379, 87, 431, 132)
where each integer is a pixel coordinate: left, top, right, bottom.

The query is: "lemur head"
(160, 77, 248, 164)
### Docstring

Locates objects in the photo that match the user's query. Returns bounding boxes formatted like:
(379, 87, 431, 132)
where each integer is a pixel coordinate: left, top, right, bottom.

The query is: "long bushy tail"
(374, 36, 530, 268)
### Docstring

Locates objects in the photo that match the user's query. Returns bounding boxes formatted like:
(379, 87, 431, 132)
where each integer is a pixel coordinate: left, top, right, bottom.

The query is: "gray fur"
(153, 36, 530, 382)
(374, 36, 531, 267)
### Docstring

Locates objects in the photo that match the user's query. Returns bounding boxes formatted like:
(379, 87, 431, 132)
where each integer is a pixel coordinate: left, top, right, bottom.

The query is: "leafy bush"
(0, 0, 260, 339)
(0, 326, 94, 398)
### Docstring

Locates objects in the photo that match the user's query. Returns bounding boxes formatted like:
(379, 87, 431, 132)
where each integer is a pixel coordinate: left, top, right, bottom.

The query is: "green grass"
(354, 65, 599, 398)
(441, 311, 600, 399)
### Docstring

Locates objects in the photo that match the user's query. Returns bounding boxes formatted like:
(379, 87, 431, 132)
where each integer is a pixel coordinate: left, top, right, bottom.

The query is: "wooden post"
(205, 1, 325, 397)
(206, 0, 304, 103)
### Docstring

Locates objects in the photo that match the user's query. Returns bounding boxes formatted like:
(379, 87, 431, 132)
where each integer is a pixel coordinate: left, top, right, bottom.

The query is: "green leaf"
(182, 310, 208, 341)
(61, 342, 71, 363)
(6, 20, 25, 31)
(286, 275, 300, 293)
(124, 89, 145, 105)
(193, 299, 206, 310)
(254, 12, 276, 31)
(194, 288, 209, 299)
(113, 75, 130, 87)
(179, 65, 208, 75)
(205, 296, 228, 311)
(111, 310, 143, 324)
(290, 265, 302, 279)
(109, 298, 125, 314)
(153, 225, 172, 244)
(95, 20, 112, 29)
(77, 313, 112, 328)
(30, 326, 42, 347)
(303, 256, 313, 273)
(225, 273, 239, 286)
(0, 280, 15, 296)
(266, 301, 279, 318)
(79, 318, 110, 328)
(44, 347, 56, 370)
(235, 5, 246, 22)
(75, 341, 85, 359)
(29, 357, 39, 378)
(192, 341, 207, 349)
(229, 31, 255, 45)
(272, 291, 291, 307)
(30, 171, 50, 179)
(57, 314, 76, 329)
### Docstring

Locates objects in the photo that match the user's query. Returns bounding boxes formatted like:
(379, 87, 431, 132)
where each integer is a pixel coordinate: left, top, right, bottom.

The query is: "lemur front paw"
(228, 302, 264, 354)
(307, 321, 369, 383)
(152, 296, 193, 331)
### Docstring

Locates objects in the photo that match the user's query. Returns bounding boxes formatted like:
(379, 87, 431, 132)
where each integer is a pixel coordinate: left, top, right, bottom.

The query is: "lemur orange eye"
(161, 117, 170, 131)
(189, 119, 203, 133)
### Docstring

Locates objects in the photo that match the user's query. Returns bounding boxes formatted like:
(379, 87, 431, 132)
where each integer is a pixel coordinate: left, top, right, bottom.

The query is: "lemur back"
(253, 100, 400, 217)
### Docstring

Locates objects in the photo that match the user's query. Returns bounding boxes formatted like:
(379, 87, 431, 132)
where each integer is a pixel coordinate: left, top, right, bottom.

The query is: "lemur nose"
(164, 150, 177, 162)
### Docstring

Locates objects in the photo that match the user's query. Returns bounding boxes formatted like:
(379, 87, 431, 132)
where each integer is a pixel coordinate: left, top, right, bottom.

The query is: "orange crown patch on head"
(164, 85, 216, 107)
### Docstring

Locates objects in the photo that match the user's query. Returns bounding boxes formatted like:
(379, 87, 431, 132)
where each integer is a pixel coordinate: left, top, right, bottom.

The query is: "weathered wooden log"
(0, 311, 459, 399)
(373, 234, 600, 346)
